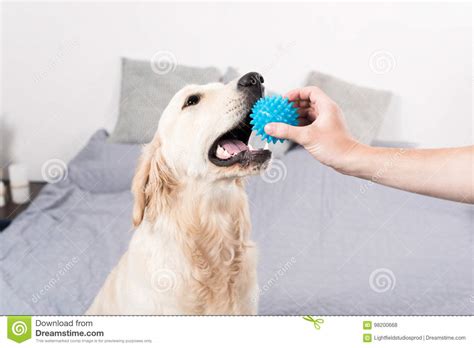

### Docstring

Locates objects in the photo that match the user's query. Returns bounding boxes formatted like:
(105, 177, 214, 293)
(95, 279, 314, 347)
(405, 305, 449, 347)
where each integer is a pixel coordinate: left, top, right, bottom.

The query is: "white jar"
(0, 181, 5, 207)
(8, 164, 30, 204)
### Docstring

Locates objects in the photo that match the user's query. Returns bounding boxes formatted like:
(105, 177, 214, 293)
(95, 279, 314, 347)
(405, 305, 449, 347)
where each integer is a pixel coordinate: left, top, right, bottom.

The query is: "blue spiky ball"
(249, 95, 299, 144)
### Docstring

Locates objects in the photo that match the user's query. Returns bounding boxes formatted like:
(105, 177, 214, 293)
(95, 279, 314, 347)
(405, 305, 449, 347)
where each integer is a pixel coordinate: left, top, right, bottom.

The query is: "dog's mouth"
(208, 114, 272, 168)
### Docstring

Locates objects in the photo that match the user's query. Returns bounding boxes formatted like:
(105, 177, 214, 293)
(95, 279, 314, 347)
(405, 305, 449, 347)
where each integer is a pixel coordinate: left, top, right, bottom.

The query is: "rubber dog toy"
(250, 95, 299, 143)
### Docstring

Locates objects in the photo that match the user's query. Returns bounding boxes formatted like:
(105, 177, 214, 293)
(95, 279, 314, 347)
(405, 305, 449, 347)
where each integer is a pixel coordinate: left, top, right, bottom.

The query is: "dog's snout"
(237, 72, 264, 89)
(237, 72, 264, 98)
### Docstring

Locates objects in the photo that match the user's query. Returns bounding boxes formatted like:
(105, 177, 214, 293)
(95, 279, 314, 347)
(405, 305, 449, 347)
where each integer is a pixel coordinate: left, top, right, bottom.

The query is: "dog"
(87, 72, 271, 315)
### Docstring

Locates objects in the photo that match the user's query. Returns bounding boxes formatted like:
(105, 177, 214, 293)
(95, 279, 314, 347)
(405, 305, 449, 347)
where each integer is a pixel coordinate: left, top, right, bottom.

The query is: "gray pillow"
(220, 67, 240, 84)
(109, 58, 222, 144)
(305, 71, 393, 144)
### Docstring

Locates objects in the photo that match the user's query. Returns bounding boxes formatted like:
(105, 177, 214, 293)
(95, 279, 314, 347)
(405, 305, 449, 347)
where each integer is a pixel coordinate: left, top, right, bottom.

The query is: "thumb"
(264, 122, 308, 144)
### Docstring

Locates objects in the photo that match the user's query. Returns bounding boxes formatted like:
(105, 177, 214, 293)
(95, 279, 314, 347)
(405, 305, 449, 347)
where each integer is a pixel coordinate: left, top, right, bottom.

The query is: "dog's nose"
(237, 72, 264, 89)
(237, 72, 264, 98)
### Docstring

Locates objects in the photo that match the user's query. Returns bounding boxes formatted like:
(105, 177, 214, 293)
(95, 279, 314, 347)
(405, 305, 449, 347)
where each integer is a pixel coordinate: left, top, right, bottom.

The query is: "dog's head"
(132, 72, 272, 226)
(158, 72, 271, 177)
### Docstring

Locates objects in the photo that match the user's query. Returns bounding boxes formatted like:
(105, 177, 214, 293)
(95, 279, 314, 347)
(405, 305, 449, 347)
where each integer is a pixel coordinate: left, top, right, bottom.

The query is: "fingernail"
(264, 123, 275, 134)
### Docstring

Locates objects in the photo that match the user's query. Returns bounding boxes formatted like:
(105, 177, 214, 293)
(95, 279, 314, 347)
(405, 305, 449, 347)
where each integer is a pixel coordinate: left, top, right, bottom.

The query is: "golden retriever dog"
(87, 72, 271, 315)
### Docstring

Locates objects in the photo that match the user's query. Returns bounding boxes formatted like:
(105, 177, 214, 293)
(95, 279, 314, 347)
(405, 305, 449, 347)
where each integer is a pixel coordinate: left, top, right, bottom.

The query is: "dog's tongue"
(219, 139, 248, 155)
(215, 139, 248, 160)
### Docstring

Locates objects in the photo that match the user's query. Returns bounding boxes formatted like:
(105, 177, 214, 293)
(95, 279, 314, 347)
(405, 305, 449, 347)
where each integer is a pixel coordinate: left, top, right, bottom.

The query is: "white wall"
(1, 2, 472, 180)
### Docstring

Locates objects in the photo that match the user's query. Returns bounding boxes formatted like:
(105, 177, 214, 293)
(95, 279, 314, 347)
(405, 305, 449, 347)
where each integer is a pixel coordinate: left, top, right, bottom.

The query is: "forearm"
(343, 144, 474, 204)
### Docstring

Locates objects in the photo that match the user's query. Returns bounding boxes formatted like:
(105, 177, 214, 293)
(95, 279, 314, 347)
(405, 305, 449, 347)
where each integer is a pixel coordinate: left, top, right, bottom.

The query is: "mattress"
(1, 130, 472, 315)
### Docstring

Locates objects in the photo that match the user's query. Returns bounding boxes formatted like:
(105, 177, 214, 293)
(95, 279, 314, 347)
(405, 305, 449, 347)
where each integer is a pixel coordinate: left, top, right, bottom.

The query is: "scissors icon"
(303, 315, 324, 330)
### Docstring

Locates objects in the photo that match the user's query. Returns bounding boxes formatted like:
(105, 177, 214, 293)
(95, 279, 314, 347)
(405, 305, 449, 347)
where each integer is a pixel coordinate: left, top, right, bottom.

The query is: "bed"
(1, 129, 472, 315)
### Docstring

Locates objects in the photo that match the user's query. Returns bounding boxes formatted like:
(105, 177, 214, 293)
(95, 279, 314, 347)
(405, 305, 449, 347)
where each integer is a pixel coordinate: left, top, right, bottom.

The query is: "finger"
(264, 122, 311, 145)
(297, 117, 312, 127)
(296, 86, 332, 104)
(293, 100, 311, 109)
(284, 89, 307, 102)
(297, 107, 309, 115)
(285, 86, 335, 113)
(297, 107, 318, 121)
(296, 107, 311, 118)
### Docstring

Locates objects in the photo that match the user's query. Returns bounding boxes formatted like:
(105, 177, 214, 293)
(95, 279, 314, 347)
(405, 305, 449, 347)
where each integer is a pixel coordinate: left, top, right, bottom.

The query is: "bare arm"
(264, 86, 474, 204)
(344, 144, 474, 204)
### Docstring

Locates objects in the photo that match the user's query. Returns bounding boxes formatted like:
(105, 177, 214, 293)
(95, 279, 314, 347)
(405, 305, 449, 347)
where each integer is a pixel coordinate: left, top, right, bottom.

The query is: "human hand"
(264, 87, 474, 204)
(264, 86, 364, 172)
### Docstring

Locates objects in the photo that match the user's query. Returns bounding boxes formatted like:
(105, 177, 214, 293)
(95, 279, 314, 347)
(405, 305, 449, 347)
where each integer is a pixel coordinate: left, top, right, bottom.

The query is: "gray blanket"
(1, 130, 472, 315)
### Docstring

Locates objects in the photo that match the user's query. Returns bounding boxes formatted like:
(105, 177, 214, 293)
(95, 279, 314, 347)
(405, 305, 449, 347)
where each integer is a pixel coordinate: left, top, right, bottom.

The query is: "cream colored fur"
(87, 79, 267, 315)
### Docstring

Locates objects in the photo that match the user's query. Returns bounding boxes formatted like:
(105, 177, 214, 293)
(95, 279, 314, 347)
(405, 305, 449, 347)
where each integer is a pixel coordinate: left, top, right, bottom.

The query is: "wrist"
(336, 141, 375, 177)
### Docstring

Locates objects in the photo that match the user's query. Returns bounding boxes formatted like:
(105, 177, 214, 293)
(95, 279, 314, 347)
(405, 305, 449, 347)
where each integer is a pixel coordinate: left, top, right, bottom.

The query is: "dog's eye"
(183, 95, 200, 108)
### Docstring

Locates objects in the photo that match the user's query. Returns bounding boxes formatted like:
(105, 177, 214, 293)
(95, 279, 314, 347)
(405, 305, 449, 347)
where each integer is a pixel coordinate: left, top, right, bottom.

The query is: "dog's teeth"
(216, 145, 232, 160)
(216, 145, 230, 159)
(248, 144, 254, 151)
(264, 142, 269, 150)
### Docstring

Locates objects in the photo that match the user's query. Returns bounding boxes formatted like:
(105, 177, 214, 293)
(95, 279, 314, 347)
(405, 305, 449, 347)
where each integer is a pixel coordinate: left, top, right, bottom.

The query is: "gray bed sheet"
(1, 130, 472, 315)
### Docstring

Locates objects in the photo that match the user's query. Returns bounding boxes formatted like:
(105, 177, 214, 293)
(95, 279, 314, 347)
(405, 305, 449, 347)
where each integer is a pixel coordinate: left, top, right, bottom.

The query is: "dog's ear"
(131, 139, 176, 227)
